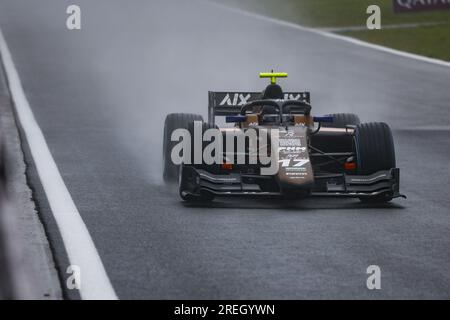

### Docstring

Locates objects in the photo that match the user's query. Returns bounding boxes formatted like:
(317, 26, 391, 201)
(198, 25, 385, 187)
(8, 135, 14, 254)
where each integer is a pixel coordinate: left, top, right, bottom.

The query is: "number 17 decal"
(279, 159, 310, 167)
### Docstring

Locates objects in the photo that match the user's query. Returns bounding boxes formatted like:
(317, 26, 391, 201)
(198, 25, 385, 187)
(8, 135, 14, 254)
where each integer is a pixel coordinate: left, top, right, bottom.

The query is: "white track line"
(207, 1, 450, 68)
(0, 28, 117, 300)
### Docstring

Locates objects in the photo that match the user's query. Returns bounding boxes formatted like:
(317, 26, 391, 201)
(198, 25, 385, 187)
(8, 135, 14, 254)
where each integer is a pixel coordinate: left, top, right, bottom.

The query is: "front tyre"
(354, 122, 396, 203)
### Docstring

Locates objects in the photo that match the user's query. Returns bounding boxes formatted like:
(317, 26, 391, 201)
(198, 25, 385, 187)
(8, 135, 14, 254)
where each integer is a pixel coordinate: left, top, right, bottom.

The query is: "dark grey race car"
(163, 72, 405, 204)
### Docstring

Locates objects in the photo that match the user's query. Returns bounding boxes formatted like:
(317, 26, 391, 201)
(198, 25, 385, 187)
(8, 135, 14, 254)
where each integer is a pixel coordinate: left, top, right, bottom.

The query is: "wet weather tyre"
(354, 122, 396, 203)
(322, 113, 360, 128)
(163, 113, 203, 182)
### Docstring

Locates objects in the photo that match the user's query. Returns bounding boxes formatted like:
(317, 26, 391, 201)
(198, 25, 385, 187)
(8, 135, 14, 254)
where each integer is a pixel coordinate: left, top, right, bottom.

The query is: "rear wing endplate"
(208, 91, 310, 124)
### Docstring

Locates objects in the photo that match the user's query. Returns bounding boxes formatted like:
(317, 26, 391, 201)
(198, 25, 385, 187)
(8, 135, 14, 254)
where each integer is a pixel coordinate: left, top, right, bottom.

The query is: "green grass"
(218, 0, 450, 61)
(342, 24, 450, 61)
(222, 0, 450, 27)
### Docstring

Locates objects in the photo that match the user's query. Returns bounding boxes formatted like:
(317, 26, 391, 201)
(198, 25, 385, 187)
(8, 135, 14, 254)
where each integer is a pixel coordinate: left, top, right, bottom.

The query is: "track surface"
(0, 0, 449, 299)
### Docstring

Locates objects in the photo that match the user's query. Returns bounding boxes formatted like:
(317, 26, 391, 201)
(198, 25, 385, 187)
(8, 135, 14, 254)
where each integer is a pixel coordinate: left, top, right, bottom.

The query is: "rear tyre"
(354, 122, 396, 203)
(322, 113, 360, 128)
(163, 113, 203, 182)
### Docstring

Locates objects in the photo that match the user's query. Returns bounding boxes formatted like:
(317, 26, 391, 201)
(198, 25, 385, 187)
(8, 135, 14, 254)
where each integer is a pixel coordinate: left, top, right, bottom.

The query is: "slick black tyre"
(322, 113, 360, 128)
(163, 113, 203, 182)
(354, 122, 396, 203)
(354, 122, 395, 175)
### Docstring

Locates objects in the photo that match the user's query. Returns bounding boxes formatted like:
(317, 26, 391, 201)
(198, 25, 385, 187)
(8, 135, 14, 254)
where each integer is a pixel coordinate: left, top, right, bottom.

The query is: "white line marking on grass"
(0, 28, 117, 300)
(207, 1, 450, 68)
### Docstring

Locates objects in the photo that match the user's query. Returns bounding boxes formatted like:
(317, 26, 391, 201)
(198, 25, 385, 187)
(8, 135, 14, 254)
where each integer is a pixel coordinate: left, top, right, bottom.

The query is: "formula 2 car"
(163, 72, 404, 203)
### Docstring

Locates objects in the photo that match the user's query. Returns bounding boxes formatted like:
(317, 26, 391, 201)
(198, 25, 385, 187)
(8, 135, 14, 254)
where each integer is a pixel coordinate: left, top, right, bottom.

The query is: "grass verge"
(219, 0, 450, 61)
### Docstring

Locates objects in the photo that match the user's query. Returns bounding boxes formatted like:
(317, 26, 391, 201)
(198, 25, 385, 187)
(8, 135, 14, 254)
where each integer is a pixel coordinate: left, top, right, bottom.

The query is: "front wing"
(179, 165, 404, 199)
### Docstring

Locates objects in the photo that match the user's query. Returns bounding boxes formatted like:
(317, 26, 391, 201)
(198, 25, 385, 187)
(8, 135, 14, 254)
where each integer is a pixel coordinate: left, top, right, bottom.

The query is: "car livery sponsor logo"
(286, 172, 308, 176)
(283, 93, 303, 100)
(279, 139, 302, 147)
(279, 146, 307, 153)
(219, 93, 251, 106)
(283, 130, 295, 137)
(217, 92, 307, 106)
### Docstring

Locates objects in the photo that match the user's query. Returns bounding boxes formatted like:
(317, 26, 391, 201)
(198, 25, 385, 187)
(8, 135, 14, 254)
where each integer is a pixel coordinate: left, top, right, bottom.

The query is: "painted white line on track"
(0, 28, 117, 300)
(207, 1, 450, 68)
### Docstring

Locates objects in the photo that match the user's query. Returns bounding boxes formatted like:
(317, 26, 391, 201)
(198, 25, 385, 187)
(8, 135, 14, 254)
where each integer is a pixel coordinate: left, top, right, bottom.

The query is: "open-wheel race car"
(163, 72, 404, 203)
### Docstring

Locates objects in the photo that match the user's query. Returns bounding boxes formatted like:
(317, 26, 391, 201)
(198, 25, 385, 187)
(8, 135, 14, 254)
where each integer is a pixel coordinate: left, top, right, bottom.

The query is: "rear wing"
(208, 91, 310, 124)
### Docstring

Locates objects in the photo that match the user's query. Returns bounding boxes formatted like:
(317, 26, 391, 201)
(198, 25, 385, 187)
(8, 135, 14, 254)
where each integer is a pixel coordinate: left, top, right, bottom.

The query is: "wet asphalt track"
(0, 0, 449, 299)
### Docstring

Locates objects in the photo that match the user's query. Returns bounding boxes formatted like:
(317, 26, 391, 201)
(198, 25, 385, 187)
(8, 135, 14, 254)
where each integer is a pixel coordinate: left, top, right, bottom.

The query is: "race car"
(163, 72, 404, 203)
